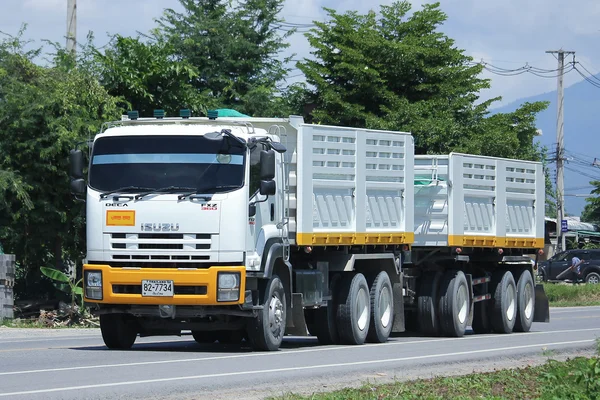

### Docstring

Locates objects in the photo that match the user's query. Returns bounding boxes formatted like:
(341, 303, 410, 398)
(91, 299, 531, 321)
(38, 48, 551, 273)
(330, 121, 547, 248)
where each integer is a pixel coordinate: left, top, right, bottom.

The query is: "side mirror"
(260, 150, 275, 181)
(69, 149, 84, 179)
(259, 180, 276, 196)
(70, 179, 86, 195)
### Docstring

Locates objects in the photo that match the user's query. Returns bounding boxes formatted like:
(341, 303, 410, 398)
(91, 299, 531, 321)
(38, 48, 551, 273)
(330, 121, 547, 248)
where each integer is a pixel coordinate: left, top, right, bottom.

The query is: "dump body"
(413, 153, 544, 249)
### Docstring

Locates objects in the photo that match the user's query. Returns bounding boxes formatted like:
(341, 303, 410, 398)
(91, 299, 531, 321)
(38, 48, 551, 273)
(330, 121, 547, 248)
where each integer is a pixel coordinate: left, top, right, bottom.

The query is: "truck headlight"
(217, 272, 240, 302)
(85, 271, 103, 300)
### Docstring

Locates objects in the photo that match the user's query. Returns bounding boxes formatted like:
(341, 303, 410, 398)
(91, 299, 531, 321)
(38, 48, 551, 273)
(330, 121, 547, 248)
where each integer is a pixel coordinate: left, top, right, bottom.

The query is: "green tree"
(297, 1, 548, 158)
(156, 0, 292, 116)
(92, 35, 211, 117)
(581, 181, 600, 224)
(0, 31, 122, 298)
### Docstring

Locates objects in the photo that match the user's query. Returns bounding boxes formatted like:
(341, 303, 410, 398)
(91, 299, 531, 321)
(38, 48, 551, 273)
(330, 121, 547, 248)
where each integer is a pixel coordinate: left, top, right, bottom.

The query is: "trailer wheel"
(247, 275, 287, 351)
(100, 314, 138, 350)
(306, 274, 341, 345)
(471, 301, 491, 334)
(514, 270, 535, 332)
(192, 331, 219, 344)
(490, 270, 517, 334)
(367, 271, 394, 343)
(417, 271, 443, 336)
(336, 273, 370, 345)
(438, 270, 470, 337)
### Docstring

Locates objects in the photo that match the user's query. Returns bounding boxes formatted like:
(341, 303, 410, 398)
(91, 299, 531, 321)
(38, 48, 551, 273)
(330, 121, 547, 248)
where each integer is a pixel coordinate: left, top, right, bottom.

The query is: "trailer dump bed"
(294, 123, 414, 246)
(413, 153, 544, 248)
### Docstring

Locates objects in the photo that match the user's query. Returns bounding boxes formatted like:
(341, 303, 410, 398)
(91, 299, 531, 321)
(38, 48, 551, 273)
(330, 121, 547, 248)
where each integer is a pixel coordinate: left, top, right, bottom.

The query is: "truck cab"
(70, 111, 291, 350)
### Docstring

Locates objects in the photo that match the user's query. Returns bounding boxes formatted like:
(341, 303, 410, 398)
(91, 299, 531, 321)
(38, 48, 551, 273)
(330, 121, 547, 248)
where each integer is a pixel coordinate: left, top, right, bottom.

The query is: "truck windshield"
(89, 135, 245, 193)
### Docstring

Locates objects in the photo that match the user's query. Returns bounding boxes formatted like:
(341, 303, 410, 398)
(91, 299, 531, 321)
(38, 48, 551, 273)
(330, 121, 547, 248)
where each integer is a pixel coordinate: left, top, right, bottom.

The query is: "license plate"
(142, 280, 174, 297)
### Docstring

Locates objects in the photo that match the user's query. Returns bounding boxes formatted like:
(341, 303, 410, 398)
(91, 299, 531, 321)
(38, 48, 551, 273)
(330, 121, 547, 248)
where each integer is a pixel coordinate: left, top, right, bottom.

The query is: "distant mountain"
(490, 77, 600, 218)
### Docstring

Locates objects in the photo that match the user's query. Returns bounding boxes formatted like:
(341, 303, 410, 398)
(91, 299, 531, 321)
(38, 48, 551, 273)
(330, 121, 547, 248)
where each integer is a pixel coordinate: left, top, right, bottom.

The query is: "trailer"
(69, 111, 549, 351)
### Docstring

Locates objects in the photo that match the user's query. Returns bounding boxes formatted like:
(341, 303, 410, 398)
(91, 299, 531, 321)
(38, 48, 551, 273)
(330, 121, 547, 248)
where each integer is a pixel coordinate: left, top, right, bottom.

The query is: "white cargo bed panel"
(295, 124, 414, 246)
(414, 153, 544, 248)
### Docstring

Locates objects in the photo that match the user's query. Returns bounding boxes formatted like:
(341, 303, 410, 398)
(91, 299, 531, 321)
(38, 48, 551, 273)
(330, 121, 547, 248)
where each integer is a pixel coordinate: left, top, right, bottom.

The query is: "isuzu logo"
(141, 223, 180, 232)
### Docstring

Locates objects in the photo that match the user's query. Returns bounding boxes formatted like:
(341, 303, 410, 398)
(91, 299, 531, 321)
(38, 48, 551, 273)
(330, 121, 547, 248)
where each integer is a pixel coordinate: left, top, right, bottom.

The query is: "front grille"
(110, 254, 210, 261)
(112, 284, 208, 295)
(87, 261, 240, 269)
(108, 232, 214, 262)
(138, 243, 183, 250)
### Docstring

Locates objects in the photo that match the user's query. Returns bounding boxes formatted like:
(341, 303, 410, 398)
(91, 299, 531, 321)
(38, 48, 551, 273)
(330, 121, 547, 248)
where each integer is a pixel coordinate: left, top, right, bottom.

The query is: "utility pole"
(546, 49, 575, 252)
(66, 0, 77, 54)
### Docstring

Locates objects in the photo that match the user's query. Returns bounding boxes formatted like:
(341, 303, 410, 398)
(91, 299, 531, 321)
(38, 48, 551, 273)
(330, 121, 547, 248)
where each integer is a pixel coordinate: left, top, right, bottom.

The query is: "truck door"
(246, 144, 278, 253)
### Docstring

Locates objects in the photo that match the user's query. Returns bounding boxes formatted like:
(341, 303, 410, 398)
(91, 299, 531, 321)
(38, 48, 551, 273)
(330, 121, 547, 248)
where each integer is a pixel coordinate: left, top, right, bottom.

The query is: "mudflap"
(391, 282, 406, 333)
(286, 293, 309, 336)
(533, 284, 550, 323)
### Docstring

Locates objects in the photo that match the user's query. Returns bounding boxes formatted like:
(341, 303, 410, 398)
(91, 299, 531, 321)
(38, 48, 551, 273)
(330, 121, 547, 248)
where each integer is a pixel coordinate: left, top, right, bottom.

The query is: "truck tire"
(192, 331, 219, 344)
(514, 270, 535, 332)
(367, 271, 394, 343)
(471, 301, 491, 334)
(438, 270, 470, 337)
(247, 275, 286, 351)
(336, 273, 370, 345)
(100, 314, 138, 350)
(417, 271, 443, 336)
(490, 270, 517, 334)
(306, 274, 341, 345)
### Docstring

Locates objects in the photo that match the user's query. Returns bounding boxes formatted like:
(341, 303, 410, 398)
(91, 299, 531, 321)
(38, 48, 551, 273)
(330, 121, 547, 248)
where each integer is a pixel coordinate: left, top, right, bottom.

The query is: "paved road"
(1, 306, 599, 400)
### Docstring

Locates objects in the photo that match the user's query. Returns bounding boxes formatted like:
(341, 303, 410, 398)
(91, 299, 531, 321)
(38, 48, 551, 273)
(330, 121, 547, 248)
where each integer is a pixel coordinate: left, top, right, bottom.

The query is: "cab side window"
(248, 145, 261, 197)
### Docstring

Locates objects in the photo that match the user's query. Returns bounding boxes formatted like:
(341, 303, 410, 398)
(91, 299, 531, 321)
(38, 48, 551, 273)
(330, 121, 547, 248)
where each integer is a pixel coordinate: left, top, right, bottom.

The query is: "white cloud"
(22, 0, 63, 11)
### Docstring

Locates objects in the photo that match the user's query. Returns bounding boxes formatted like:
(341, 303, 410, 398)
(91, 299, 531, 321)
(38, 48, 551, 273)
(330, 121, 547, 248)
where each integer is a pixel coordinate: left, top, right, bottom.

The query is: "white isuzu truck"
(69, 110, 549, 351)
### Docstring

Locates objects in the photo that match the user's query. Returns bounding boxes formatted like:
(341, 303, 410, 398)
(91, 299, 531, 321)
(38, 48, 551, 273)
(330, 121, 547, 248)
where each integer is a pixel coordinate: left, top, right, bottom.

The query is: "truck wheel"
(247, 275, 286, 351)
(438, 270, 470, 337)
(417, 271, 443, 336)
(514, 270, 535, 332)
(100, 314, 138, 350)
(367, 271, 394, 343)
(307, 274, 341, 345)
(471, 301, 491, 334)
(192, 331, 218, 344)
(336, 273, 370, 345)
(490, 271, 517, 334)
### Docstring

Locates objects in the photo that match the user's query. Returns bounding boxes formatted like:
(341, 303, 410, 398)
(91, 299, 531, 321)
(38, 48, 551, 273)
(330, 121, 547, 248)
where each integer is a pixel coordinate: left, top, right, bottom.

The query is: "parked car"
(538, 249, 600, 284)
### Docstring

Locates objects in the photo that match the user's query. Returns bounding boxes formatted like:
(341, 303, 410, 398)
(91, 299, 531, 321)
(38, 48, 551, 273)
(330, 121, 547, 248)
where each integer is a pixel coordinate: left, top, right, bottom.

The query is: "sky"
(2, 0, 599, 108)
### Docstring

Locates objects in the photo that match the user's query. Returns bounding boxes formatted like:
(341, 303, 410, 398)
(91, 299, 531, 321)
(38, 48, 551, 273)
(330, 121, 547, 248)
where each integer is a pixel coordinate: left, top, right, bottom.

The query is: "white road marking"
(1, 327, 599, 376)
(549, 307, 600, 314)
(0, 339, 594, 397)
(0, 336, 100, 344)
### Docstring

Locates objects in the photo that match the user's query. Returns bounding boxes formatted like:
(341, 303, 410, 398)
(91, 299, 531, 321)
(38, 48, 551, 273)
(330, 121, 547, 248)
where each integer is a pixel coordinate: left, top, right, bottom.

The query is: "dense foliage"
(0, 32, 122, 297)
(581, 181, 600, 224)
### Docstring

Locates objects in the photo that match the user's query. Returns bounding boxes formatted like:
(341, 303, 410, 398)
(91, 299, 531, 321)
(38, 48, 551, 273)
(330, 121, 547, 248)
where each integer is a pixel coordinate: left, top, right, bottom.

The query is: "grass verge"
(272, 355, 600, 400)
(543, 282, 600, 307)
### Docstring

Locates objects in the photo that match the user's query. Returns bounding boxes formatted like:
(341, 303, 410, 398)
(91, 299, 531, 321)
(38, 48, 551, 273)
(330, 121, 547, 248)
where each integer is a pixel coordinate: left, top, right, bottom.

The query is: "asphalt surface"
(1, 306, 599, 400)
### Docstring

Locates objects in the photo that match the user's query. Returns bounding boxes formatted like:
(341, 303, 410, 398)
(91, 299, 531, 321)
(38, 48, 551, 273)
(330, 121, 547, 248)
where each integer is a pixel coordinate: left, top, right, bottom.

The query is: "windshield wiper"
(134, 186, 197, 200)
(99, 186, 153, 199)
(178, 185, 241, 200)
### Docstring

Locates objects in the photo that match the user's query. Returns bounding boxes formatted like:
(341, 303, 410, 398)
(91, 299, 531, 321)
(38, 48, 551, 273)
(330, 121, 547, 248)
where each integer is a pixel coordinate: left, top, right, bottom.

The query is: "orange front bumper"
(83, 264, 246, 306)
